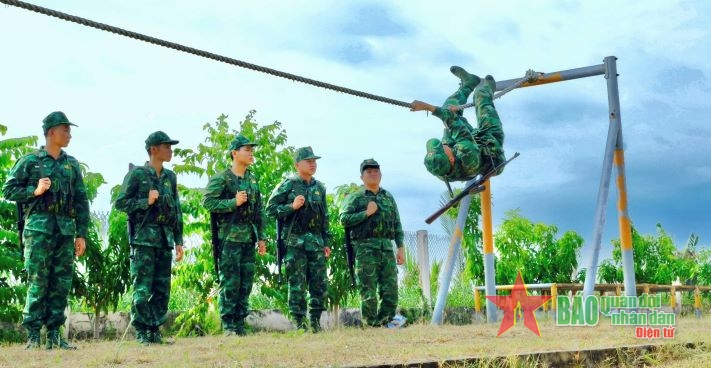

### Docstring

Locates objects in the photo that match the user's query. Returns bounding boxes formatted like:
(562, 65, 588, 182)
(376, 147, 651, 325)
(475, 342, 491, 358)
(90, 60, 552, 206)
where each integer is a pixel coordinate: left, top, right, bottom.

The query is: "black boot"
(46, 329, 76, 350)
(234, 319, 247, 336)
(450, 66, 481, 89)
(135, 329, 150, 345)
(310, 314, 322, 333)
(149, 328, 172, 344)
(294, 315, 308, 331)
(25, 329, 40, 349)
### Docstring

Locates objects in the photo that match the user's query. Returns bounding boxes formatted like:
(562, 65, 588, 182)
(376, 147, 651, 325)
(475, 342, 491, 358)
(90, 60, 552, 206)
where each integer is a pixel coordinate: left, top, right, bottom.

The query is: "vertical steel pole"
(481, 179, 498, 322)
(431, 185, 472, 325)
(606, 56, 637, 298)
(583, 56, 622, 298)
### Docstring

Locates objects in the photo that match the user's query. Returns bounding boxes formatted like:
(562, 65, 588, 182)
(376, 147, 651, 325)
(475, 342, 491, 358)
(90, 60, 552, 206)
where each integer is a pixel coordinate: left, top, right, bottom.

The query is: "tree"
(599, 226, 711, 287)
(169, 111, 295, 335)
(329, 183, 361, 323)
(0, 124, 37, 330)
(493, 209, 583, 285)
(75, 181, 132, 340)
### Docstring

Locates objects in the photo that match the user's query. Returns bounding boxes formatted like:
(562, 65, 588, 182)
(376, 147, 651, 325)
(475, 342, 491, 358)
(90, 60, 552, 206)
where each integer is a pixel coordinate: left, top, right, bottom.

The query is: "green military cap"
(228, 134, 258, 151)
(424, 138, 451, 176)
(294, 146, 321, 162)
(145, 131, 179, 150)
(42, 111, 77, 134)
(360, 158, 380, 173)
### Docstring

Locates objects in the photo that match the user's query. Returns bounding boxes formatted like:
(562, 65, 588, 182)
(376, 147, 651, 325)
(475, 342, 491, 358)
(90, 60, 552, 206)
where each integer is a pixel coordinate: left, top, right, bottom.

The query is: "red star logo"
(486, 270, 552, 337)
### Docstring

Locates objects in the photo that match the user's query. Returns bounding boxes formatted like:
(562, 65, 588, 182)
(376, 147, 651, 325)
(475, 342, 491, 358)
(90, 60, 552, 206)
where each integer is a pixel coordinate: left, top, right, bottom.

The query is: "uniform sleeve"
(71, 160, 91, 238)
(173, 173, 184, 245)
(389, 192, 405, 248)
(202, 173, 237, 213)
(2, 155, 37, 203)
(265, 180, 295, 219)
(114, 169, 149, 214)
(433, 106, 456, 126)
(339, 192, 368, 228)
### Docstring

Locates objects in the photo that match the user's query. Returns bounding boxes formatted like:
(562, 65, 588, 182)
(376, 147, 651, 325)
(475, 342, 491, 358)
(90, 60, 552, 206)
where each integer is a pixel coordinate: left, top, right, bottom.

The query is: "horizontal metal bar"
(495, 64, 606, 91)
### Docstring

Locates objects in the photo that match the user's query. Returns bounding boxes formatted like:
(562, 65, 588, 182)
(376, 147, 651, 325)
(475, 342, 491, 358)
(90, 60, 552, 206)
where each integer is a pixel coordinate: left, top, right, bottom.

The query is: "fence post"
(672, 278, 682, 314)
(695, 287, 702, 318)
(416, 230, 431, 302)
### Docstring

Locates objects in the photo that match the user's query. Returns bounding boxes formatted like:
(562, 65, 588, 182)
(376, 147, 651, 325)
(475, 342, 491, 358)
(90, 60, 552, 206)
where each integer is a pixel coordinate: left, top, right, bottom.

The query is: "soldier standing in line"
(115, 131, 184, 345)
(203, 134, 267, 336)
(266, 146, 331, 332)
(2, 111, 90, 349)
(339, 159, 405, 327)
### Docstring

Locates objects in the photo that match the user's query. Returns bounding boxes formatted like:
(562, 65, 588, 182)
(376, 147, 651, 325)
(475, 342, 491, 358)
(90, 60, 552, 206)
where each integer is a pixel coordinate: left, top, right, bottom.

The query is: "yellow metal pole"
(474, 288, 481, 314)
(481, 179, 497, 322)
(695, 287, 702, 318)
(481, 179, 493, 255)
(551, 284, 558, 312)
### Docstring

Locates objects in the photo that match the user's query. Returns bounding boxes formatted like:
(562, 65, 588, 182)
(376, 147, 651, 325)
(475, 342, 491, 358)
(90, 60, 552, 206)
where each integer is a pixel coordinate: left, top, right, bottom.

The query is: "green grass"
(2, 317, 710, 367)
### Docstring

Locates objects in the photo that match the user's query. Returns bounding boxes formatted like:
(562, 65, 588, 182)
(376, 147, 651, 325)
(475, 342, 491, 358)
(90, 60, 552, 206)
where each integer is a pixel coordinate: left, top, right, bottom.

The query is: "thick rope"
(1, 0, 412, 108)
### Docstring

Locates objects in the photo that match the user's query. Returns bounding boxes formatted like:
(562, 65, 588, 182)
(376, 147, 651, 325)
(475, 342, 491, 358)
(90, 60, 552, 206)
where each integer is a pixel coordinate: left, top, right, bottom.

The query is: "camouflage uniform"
(2, 111, 89, 349)
(340, 159, 404, 327)
(203, 134, 265, 334)
(266, 147, 330, 330)
(424, 67, 506, 181)
(115, 131, 183, 342)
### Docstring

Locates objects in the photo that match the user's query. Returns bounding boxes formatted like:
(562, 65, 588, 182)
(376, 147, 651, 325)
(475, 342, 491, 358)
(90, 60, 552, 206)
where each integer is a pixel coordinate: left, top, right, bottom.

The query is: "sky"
(1, 0, 710, 267)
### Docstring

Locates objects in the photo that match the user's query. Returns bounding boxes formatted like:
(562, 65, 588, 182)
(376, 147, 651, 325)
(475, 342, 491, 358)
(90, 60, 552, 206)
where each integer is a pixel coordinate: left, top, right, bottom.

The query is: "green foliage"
(75, 179, 133, 339)
(170, 112, 294, 336)
(328, 184, 360, 311)
(398, 247, 429, 311)
(599, 225, 711, 287)
(494, 209, 583, 285)
(0, 126, 37, 325)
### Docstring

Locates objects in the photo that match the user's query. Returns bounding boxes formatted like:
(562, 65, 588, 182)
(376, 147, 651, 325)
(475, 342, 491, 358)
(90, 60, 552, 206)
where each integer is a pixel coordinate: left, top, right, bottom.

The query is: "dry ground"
(1, 317, 709, 368)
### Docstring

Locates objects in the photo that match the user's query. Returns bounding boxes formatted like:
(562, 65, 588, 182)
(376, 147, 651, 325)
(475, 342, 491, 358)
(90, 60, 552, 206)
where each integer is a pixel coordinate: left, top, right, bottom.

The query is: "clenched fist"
(236, 191, 248, 206)
(292, 195, 305, 210)
(148, 190, 159, 205)
(34, 177, 51, 196)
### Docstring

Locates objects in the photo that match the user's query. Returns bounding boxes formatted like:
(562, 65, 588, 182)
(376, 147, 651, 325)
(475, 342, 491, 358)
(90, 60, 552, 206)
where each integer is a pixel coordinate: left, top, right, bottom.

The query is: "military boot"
(483, 75, 496, 90)
(310, 314, 322, 333)
(25, 329, 41, 349)
(149, 328, 172, 345)
(234, 319, 247, 336)
(294, 315, 308, 331)
(450, 66, 481, 89)
(46, 329, 77, 350)
(135, 329, 151, 345)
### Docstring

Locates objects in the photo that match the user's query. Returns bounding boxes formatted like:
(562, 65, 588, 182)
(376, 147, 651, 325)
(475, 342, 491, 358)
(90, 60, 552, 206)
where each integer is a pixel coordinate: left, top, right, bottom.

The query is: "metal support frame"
(430, 56, 635, 325)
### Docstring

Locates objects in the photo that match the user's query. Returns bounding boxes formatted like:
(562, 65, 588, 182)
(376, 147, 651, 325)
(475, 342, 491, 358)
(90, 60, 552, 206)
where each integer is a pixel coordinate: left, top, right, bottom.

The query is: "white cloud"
(2, 0, 711, 258)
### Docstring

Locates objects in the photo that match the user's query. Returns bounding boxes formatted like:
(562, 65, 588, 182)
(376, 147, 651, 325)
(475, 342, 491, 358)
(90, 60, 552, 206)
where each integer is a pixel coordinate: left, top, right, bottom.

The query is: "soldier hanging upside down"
(411, 66, 507, 182)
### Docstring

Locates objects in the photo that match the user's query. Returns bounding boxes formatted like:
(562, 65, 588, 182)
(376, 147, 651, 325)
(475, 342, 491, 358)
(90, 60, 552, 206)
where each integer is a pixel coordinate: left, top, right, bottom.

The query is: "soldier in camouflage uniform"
(266, 146, 331, 332)
(411, 66, 506, 182)
(115, 131, 184, 345)
(203, 134, 267, 336)
(339, 159, 405, 327)
(2, 111, 89, 349)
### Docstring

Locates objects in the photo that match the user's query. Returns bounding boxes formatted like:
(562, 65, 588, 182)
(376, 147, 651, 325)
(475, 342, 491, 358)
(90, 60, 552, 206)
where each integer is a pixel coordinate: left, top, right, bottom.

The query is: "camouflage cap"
(360, 158, 380, 173)
(424, 138, 452, 177)
(228, 134, 258, 151)
(42, 111, 77, 133)
(294, 146, 321, 162)
(145, 131, 179, 150)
